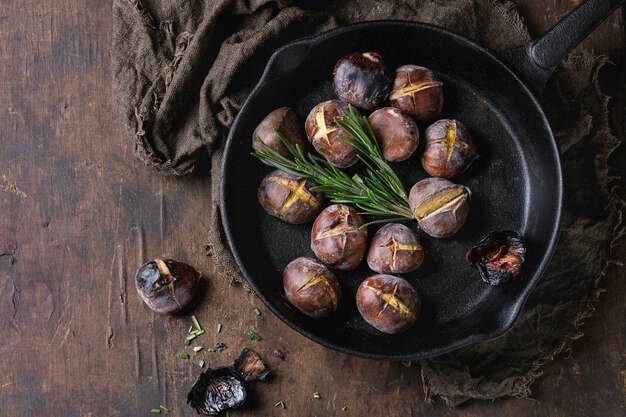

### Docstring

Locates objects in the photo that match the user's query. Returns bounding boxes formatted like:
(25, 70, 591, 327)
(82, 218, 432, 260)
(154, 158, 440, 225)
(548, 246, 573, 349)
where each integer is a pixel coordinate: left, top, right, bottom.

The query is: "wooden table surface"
(0, 1, 624, 416)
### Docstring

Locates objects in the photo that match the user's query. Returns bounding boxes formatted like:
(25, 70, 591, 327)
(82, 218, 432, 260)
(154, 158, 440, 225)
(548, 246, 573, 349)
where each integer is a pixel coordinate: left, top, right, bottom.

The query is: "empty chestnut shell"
(305, 100, 359, 168)
(422, 119, 478, 178)
(367, 223, 424, 274)
(389, 65, 443, 121)
(283, 257, 342, 318)
(356, 274, 420, 334)
(252, 107, 307, 158)
(234, 348, 271, 382)
(467, 230, 527, 285)
(258, 169, 323, 224)
(311, 204, 368, 270)
(187, 367, 247, 415)
(368, 107, 420, 162)
(409, 178, 471, 238)
(135, 259, 201, 314)
(333, 51, 392, 110)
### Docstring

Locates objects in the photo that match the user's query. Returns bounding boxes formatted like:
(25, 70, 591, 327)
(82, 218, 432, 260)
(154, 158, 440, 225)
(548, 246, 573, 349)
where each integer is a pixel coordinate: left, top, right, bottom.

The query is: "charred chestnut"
(187, 367, 246, 415)
(368, 107, 420, 162)
(258, 169, 323, 224)
(367, 223, 424, 274)
(422, 119, 478, 178)
(283, 257, 342, 318)
(305, 100, 359, 168)
(252, 107, 307, 158)
(389, 65, 443, 121)
(356, 274, 420, 334)
(409, 178, 471, 238)
(467, 230, 527, 285)
(135, 259, 201, 314)
(311, 204, 368, 270)
(333, 52, 392, 110)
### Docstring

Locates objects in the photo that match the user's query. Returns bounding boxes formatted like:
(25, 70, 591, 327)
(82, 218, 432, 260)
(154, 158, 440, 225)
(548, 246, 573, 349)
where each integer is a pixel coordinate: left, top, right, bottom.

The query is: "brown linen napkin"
(112, 0, 623, 404)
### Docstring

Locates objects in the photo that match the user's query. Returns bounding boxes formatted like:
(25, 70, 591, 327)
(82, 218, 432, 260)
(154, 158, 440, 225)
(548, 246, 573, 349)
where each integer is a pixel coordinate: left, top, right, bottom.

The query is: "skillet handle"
(501, 0, 624, 97)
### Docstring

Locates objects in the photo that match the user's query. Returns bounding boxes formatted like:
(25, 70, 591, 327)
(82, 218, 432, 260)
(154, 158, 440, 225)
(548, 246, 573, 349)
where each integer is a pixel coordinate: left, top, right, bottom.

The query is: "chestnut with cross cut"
(356, 274, 420, 334)
(409, 177, 471, 238)
(422, 119, 478, 178)
(252, 107, 307, 158)
(367, 223, 424, 274)
(311, 204, 368, 270)
(305, 100, 359, 168)
(257, 169, 323, 224)
(135, 259, 201, 314)
(283, 257, 342, 318)
(389, 65, 443, 121)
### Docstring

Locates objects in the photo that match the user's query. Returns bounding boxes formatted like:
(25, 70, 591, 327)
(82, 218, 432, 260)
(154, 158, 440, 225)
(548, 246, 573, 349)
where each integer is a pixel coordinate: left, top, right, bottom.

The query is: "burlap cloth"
(112, 0, 623, 405)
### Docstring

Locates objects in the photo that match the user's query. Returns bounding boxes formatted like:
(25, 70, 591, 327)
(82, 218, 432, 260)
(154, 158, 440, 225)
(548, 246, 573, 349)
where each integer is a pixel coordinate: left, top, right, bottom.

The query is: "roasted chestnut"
(305, 100, 359, 168)
(135, 259, 201, 314)
(333, 52, 392, 110)
(389, 65, 443, 121)
(258, 169, 323, 224)
(283, 257, 342, 318)
(368, 107, 420, 162)
(187, 367, 247, 415)
(311, 204, 368, 270)
(409, 178, 471, 238)
(422, 119, 478, 178)
(356, 274, 420, 334)
(367, 223, 424, 274)
(467, 230, 527, 285)
(252, 107, 307, 158)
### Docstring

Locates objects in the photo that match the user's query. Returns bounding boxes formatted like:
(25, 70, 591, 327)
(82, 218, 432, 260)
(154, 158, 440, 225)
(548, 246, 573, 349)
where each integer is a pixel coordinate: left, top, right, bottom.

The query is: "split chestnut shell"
(187, 367, 246, 415)
(467, 230, 527, 285)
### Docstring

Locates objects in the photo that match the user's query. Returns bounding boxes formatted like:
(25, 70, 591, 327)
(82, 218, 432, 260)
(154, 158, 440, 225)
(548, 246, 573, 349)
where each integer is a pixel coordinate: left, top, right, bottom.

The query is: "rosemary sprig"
(251, 105, 413, 224)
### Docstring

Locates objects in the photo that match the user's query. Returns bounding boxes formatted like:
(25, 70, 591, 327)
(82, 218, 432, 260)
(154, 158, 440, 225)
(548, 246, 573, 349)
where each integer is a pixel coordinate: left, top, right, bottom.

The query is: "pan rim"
(220, 20, 563, 360)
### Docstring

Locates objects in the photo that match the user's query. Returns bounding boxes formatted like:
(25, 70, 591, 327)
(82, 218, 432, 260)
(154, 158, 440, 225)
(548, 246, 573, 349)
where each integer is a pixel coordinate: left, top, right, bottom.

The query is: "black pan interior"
(221, 22, 562, 360)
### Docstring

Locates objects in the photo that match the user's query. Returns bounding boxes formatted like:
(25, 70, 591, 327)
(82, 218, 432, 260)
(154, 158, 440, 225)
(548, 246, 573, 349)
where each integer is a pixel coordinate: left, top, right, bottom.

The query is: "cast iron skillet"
(221, 0, 623, 360)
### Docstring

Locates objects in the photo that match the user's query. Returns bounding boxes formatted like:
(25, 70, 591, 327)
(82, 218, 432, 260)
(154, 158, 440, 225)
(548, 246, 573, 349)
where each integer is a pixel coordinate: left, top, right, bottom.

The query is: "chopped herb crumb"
(179, 353, 189, 359)
(159, 404, 170, 412)
(275, 401, 286, 409)
(216, 323, 222, 333)
(254, 308, 261, 316)
(191, 315, 202, 332)
(150, 409, 161, 414)
(207, 348, 216, 352)
(198, 359, 205, 368)
(342, 406, 347, 411)
(193, 346, 203, 352)
(247, 331, 262, 342)
(225, 411, 230, 417)
(313, 392, 321, 399)
(188, 325, 193, 333)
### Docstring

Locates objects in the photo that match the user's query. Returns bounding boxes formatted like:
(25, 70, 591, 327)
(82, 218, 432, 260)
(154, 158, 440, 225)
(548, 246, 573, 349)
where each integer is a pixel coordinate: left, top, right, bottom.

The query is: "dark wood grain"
(0, 1, 623, 416)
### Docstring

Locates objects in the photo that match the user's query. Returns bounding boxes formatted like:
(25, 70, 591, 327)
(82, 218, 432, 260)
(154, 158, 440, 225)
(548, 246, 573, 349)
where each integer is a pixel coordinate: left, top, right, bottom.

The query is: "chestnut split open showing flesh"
(305, 100, 359, 168)
(467, 230, 527, 285)
(311, 204, 368, 270)
(390, 65, 443, 121)
(333, 52, 392, 110)
(368, 107, 420, 162)
(409, 178, 471, 238)
(283, 257, 342, 318)
(422, 119, 478, 178)
(252, 107, 307, 158)
(135, 259, 201, 314)
(356, 274, 421, 334)
(367, 223, 424, 274)
(257, 169, 323, 224)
